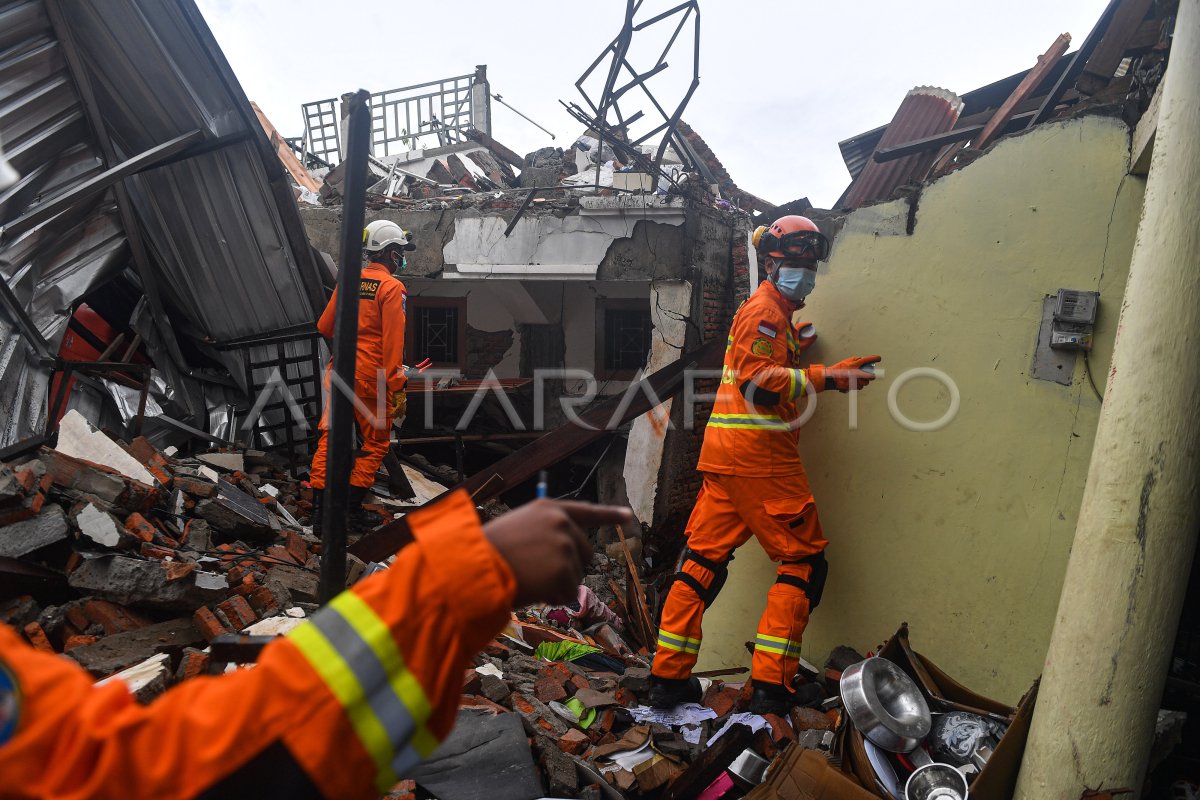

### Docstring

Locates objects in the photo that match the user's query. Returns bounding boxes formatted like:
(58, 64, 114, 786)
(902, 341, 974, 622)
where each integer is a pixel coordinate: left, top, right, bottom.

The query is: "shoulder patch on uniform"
(359, 278, 381, 300)
(751, 338, 774, 357)
(757, 321, 778, 338)
(0, 662, 20, 746)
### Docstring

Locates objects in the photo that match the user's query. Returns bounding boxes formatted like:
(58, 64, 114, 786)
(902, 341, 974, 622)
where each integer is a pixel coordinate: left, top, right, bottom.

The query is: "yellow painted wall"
(695, 114, 1146, 703)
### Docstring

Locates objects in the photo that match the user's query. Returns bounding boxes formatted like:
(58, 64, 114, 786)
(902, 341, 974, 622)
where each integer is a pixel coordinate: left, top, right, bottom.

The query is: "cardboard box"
(842, 624, 1039, 800)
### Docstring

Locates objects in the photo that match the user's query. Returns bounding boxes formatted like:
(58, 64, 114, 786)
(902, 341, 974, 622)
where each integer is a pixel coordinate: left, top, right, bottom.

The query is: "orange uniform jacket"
(0, 491, 513, 800)
(317, 262, 408, 397)
(698, 280, 815, 477)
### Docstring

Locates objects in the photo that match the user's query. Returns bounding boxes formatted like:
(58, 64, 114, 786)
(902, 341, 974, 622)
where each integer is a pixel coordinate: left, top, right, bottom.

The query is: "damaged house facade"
(295, 82, 771, 540)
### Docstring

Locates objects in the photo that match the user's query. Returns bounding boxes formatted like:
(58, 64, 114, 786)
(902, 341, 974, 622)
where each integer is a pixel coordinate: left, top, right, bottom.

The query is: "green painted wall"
(695, 114, 1146, 703)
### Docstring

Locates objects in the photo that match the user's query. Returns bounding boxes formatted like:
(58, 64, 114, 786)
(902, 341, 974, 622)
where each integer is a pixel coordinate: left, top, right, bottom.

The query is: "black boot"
(310, 488, 323, 536)
(346, 485, 379, 532)
(647, 676, 702, 709)
(748, 681, 794, 716)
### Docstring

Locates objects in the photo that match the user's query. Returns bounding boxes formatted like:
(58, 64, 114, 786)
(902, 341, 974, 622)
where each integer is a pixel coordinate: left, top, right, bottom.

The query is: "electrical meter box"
(1050, 288, 1099, 350)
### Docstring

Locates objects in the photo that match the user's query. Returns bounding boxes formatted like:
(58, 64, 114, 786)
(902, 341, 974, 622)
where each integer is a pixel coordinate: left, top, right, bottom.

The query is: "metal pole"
(319, 89, 371, 604)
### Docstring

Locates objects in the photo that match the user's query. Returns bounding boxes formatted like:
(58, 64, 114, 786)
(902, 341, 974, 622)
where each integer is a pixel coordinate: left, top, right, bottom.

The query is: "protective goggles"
(769, 229, 830, 262)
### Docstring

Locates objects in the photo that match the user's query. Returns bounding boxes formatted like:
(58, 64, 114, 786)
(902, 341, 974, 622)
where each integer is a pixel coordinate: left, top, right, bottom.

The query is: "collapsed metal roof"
(0, 0, 326, 447)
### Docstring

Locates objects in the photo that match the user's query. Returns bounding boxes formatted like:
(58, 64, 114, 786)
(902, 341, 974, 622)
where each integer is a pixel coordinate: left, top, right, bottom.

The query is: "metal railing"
(300, 67, 490, 166)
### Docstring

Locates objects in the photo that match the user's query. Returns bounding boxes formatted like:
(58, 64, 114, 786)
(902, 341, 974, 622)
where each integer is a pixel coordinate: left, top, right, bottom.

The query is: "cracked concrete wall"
(698, 114, 1146, 702)
(298, 206, 460, 279)
(623, 280, 693, 527)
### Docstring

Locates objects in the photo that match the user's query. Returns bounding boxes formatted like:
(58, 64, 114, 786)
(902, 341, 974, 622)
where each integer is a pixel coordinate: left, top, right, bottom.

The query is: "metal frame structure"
(218, 326, 324, 477)
(301, 67, 490, 166)
(369, 72, 477, 156)
(568, 0, 702, 180)
(301, 98, 341, 167)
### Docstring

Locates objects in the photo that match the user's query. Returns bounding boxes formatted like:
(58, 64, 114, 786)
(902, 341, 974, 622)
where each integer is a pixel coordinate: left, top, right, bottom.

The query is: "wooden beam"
(250, 101, 321, 193)
(1027, 0, 1125, 129)
(350, 336, 724, 563)
(975, 33, 1072, 152)
(465, 127, 524, 169)
(0, 129, 204, 242)
(1077, 0, 1158, 96)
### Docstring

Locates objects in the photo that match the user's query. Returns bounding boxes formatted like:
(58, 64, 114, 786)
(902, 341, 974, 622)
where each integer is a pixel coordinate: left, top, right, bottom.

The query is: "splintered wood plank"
(975, 33, 1072, 152)
(1077, 0, 1158, 95)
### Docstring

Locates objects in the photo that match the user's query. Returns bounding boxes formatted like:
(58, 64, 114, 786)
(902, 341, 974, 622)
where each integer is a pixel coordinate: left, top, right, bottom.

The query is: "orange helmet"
(753, 215, 830, 261)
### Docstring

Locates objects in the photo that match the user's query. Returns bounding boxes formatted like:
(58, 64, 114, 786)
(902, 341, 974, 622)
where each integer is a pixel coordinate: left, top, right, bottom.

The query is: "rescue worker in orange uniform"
(309, 220, 414, 531)
(0, 493, 632, 799)
(648, 215, 881, 715)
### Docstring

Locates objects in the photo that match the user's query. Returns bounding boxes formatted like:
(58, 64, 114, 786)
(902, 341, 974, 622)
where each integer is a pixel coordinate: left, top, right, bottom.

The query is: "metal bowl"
(839, 657, 932, 753)
(905, 762, 969, 800)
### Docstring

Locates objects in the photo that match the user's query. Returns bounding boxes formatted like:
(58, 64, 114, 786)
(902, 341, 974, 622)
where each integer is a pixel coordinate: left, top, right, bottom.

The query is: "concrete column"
(1015, 3, 1200, 797)
(471, 65, 491, 136)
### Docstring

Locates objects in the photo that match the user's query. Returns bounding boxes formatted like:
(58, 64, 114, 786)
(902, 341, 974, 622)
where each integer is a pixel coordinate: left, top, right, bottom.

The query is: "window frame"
(405, 295, 468, 372)
(595, 297, 653, 380)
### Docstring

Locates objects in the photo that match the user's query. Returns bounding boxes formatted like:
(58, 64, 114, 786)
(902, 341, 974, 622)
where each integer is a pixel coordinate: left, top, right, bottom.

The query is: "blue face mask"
(773, 266, 816, 302)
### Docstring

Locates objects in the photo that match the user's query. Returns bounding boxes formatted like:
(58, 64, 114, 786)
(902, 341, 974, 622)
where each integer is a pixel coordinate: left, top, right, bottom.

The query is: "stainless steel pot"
(904, 762, 969, 800)
(839, 657, 932, 753)
(728, 748, 770, 787)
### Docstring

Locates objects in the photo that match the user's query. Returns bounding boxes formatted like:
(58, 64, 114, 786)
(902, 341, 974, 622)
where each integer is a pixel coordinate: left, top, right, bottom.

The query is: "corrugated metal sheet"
(0, 0, 127, 444)
(841, 86, 963, 210)
(836, 54, 1076, 201)
(0, 0, 328, 447)
(62, 0, 325, 342)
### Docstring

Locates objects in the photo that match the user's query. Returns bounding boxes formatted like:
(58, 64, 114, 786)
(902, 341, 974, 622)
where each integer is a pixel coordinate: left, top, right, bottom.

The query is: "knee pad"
(776, 550, 828, 610)
(671, 548, 734, 608)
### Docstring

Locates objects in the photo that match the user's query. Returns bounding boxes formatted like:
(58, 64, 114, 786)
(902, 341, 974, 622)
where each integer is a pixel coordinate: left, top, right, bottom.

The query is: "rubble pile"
(441, 631, 849, 800)
(0, 411, 326, 688)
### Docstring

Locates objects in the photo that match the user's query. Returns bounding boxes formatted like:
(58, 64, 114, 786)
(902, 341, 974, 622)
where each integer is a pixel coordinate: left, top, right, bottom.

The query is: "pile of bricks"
(0, 430, 323, 693)
(445, 631, 845, 798)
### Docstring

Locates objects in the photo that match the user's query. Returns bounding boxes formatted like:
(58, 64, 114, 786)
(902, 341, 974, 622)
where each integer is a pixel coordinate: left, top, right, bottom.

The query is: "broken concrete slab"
(68, 555, 228, 611)
(67, 617, 204, 677)
(0, 505, 69, 557)
(39, 448, 157, 512)
(406, 709, 543, 800)
(198, 452, 245, 473)
(264, 564, 317, 604)
(75, 503, 125, 549)
(56, 410, 156, 486)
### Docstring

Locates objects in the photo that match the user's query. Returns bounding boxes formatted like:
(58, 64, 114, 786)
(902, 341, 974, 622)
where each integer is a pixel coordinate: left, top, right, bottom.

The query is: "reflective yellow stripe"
(755, 632, 803, 657)
(289, 591, 439, 791)
(333, 592, 439, 757)
(787, 369, 796, 400)
(708, 412, 790, 431)
(289, 623, 400, 788)
(657, 628, 701, 654)
(797, 370, 811, 398)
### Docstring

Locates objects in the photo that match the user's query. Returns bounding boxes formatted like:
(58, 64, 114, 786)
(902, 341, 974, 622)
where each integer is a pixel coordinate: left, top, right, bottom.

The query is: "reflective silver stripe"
(657, 629, 701, 653)
(306, 604, 426, 779)
(754, 635, 803, 657)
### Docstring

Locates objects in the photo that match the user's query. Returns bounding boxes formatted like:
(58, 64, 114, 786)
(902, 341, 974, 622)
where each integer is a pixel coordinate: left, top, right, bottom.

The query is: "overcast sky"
(196, 0, 1107, 208)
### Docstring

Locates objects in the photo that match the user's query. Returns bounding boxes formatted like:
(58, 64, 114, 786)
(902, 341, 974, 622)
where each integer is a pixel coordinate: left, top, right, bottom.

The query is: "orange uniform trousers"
(653, 470, 828, 688)
(0, 490, 514, 800)
(309, 373, 393, 490)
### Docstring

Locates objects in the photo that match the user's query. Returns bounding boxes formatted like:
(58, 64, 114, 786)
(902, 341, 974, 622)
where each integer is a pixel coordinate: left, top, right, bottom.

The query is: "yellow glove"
(389, 390, 407, 420)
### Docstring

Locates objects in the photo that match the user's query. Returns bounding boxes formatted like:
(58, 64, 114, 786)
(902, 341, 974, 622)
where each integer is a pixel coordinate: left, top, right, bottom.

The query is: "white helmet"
(362, 220, 414, 253)
(0, 133, 18, 191)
